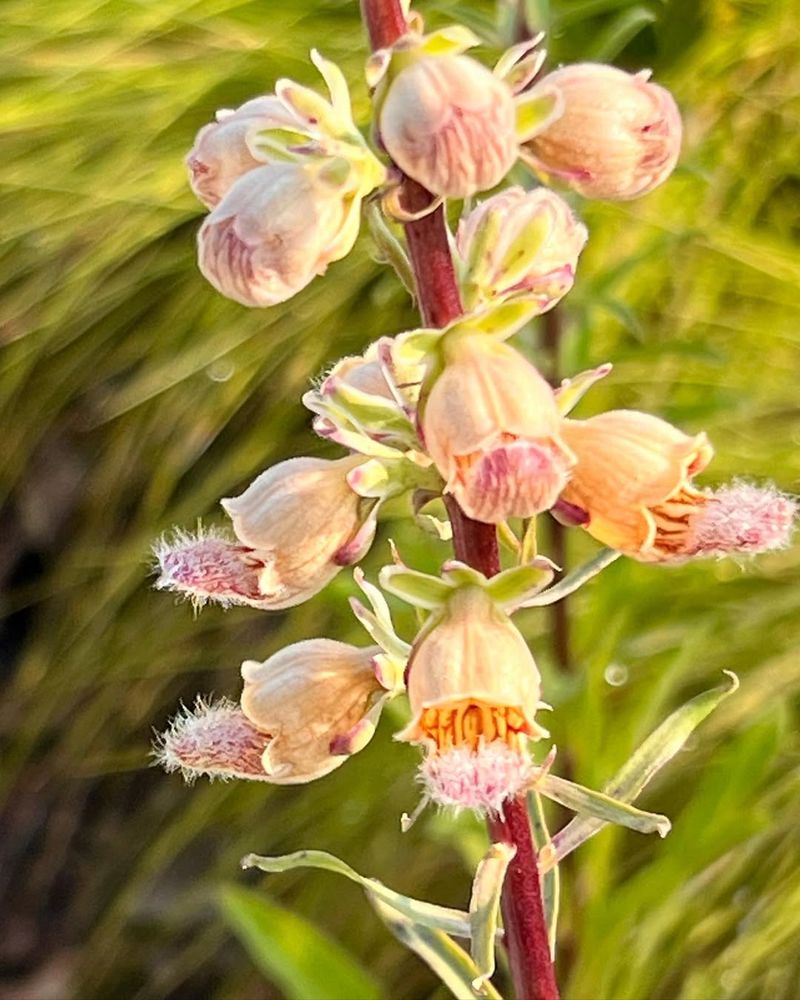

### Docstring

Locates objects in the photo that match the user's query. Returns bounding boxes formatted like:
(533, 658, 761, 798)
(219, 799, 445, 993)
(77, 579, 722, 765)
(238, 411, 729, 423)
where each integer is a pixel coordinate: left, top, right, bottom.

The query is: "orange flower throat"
(419, 700, 528, 751)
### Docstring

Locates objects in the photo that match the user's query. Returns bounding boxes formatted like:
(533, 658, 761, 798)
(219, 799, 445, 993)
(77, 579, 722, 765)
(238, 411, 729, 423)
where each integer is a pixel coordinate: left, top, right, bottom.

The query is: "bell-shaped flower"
(240, 639, 390, 783)
(155, 455, 376, 611)
(379, 53, 518, 198)
(397, 586, 548, 813)
(521, 63, 682, 201)
(421, 334, 575, 522)
(198, 159, 362, 307)
(186, 96, 300, 208)
(558, 410, 713, 560)
(456, 186, 588, 312)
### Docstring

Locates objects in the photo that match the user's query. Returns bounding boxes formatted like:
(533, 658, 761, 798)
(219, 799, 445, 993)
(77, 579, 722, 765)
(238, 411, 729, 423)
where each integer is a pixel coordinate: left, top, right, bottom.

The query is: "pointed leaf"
(219, 885, 383, 1000)
(529, 792, 559, 957)
(554, 363, 613, 416)
(371, 897, 503, 1000)
(469, 843, 515, 989)
(541, 673, 740, 871)
(242, 850, 476, 939)
(537, 773, 671, 837)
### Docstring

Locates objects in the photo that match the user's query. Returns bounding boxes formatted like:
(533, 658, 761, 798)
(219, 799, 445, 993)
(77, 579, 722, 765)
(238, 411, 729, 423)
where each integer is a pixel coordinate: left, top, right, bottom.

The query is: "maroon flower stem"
(358, 5, 560, 995)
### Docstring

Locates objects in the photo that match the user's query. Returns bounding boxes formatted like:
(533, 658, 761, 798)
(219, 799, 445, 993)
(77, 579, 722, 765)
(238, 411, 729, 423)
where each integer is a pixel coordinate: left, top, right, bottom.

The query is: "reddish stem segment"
(359, 1, 559, 997)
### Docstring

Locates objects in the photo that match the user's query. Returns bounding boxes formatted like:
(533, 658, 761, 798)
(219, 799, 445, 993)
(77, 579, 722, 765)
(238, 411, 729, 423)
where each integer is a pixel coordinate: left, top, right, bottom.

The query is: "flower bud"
(186, 97, 296, 208)
(422, 335, 574, 522)
(523, 63, 682, 201)
(240, 639, 387, 783)
(198, 162, 358, 307)
(397, 587, 547, 813)
(559, 410, 713, 559)
(379, 55, 517, 198)
(220, 455, 375, 608)
(456, 186, 587, 311)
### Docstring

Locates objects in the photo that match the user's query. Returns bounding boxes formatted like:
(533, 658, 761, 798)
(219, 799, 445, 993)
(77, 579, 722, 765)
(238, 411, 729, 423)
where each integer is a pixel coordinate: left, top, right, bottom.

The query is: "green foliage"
(2, 0, 799, 998)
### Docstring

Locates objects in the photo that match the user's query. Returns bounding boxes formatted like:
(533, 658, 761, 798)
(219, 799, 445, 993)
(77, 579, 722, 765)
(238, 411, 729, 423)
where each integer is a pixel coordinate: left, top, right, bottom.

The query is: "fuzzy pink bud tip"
(419, 742, 534, 815)
(153, 698, 270, 782)
(153, 528, 265, 610)
(686, 483, 797, 558)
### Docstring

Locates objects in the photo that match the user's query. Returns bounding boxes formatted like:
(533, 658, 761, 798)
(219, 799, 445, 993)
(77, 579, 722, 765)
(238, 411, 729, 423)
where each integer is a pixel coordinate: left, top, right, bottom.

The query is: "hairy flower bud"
(380, 55, 517, 198)
(457, 186, 587, 310)
(198, 162, 359, 307)
(422, 335, 574, 522)
(186, 97, 296, 208)
(559, 410, 713, 560)
(523, 63, 682, 201)
(240, 639, 387, 783)
(220, 455, 375, 607)
(398, 587, 547, 813)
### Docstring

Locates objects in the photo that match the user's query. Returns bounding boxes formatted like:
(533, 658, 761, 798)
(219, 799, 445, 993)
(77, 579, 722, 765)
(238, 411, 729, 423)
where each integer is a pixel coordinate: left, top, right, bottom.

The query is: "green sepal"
(379, 565, 455, 610)
(515, 86, 563, 142)
(418, 25, 481, 57)
(554, 363, 613, 416)
(483, 557, 558, 610)
(351, 567, 411, 664)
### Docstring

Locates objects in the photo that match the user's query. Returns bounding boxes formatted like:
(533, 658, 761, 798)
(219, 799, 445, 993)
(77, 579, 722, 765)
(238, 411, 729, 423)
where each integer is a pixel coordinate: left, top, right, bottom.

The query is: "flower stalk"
(359, 4, 560, 994)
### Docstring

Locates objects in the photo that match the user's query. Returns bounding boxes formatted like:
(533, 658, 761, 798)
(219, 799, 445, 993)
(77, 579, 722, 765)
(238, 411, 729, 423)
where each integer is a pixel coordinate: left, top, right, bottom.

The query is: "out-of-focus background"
(2, 0, 799, 997)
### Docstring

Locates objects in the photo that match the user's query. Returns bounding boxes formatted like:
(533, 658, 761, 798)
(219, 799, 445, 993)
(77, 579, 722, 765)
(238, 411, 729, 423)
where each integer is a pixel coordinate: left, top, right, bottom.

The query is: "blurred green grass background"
(1, 0, 799, 997)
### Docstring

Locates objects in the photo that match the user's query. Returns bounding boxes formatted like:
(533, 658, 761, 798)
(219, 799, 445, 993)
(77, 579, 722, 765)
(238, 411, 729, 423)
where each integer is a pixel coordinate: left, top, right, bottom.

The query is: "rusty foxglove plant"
(152, 3, 796, 998)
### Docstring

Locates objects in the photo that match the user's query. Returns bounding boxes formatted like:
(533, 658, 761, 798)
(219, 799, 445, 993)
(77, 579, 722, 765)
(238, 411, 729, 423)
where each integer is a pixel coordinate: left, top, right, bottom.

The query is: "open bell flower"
(421, 334, 575, 522)
(456, 186, 587, 311)
(154, 455, 376, 610)
(397, 587, 548, 814)
(379, 53, 518, 198)
(522, 62, 682, 201)
(558, 410, 712, 559)
(155, 640, 390, 784)
(186, 96, 300, 208)
(198, 160, 363, 308)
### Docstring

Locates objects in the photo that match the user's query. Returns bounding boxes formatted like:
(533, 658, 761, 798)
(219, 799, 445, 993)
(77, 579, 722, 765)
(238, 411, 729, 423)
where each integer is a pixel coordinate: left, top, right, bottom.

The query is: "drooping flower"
(186, 96, 299, 208)
(379, 54, 518, 198)
(456, 186, 588, 311)
(220, 455, 377, 605)
(198, 161, 362, 308)
(240, 639, 389, 783)
(397, 586, 548, 813)
(421, 334, 575, 522)
(521, 62, 682, 201)
(558, 410, 713, 560)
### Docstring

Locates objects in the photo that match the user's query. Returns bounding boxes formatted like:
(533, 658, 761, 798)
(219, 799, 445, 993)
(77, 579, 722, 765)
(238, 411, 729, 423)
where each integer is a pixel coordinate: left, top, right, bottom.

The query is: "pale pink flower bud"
(397, 587, 547, 813)
(198, 162, 357, 307)
(677, 482, 796, 561)
(422, 336, 575, 522)
(154, 698, 271, 782)
(153, 526, 274, 610)
(240, 639, 387, 783)
(321, 354, 394, 400)
(380, 55, 518, 198)
(186, 97, 295, 208)
(524, 63, 682, 201)
(221, 455, 374, 608)
(456, 186, 587, 310)
(559, 410, 714, 560)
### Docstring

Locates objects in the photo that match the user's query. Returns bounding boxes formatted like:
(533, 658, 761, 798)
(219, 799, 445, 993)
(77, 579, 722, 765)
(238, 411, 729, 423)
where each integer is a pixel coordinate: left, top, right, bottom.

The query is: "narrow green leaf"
(219, 884, 383, 1000)
(469, 843, 515, 989)
(529, 792, 559, 957)
(371, 897, 503, 1000)
(242, 850, 476, 938)
(542, 673, 740, 871)
(538, 773, 671, 837)
(522, 548, 620, 607)
(587, 6, 658, 62)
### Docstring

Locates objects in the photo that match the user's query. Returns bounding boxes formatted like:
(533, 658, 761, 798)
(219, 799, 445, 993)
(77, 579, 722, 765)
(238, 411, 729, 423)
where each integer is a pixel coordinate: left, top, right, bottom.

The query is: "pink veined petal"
(153, 698, 270, 782)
